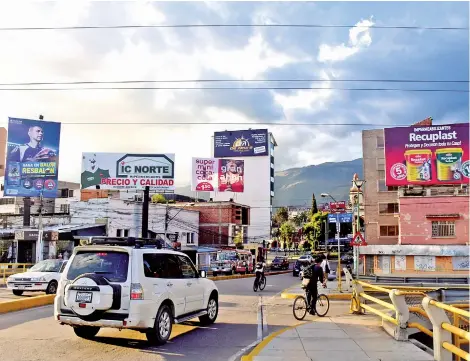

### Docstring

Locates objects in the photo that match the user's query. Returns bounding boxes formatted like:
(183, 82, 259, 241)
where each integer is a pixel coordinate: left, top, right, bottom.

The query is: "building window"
(60, 204, 70, 213)
(187, 233, 195, 244)
(377, 158, 385, 171)
(380, 225, 399, 237)
(378, 180, 399, 192)
(68, 189, 74, 198)
(377, 170, 385, 180)
(379, 203, 399, 215)
(0, 198, 15, 205)
(377, 136, 384, 148)
(117, 229, 130, 237)
(432, 221, 455, 238)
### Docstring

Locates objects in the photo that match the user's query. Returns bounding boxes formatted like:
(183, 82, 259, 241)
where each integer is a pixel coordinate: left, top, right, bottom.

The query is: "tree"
(303, 211, 328, 250)
(279, 221, 295, 249)
(310, 193, 318, 216)
(233, 231, 244, 249)
(293, 211, 309, 227)
(151, 194, 167, 204)
(273, 207, 289, 226)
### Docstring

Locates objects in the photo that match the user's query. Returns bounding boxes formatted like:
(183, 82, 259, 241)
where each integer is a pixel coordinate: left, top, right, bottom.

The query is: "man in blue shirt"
(9, 126, 53, 162)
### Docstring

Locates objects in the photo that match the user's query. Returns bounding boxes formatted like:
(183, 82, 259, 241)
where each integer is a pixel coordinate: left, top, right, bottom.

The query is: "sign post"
(336, 217, 342, 292)
(351, 232, 367, 279)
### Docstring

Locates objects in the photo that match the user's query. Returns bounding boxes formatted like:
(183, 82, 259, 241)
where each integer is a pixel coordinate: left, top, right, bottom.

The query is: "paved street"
(0, 273, 351, 361)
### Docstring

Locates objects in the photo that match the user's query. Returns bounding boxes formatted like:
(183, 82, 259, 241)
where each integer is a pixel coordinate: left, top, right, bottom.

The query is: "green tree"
(233, 231, 244, 249)
(293, 211, 309, 227)
(273, 206, 289, 226)
(310, 193, 318, 216)
(279, 221, 295, 249)
(303, 211, 328, 250)
(151, 194, 167, 204)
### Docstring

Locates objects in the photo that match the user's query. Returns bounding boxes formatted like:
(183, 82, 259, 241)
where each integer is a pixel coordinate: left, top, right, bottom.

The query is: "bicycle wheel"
(253, 281, 258, 292)
(293, 296, 308, 321)
(315, 294, 330, 317)
(259, 276, 266, 291)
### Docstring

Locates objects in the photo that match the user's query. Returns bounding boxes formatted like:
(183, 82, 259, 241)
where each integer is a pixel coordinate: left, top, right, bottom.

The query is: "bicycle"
(253, 274, 266, 292)
(292, 284, 330, 320)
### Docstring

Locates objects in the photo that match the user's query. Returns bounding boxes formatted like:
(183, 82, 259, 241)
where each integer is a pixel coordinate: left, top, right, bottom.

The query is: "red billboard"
(385, 123, 469, 186)
(329, 201, 347, 213)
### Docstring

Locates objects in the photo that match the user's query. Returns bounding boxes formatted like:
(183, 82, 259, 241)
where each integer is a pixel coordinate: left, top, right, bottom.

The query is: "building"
(172, 201, 250, 246)
(69, 198, 200, 250)
(360, 118, 469, 276)
(210, 130, 277, 243)
(0, 179, 80, 215)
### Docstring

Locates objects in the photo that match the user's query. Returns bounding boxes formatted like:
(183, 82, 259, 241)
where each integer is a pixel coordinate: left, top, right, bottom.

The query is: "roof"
(172, 201, 250, 208)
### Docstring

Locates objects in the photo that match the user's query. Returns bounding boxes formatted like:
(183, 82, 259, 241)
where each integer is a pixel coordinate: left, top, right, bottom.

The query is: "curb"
(281, 292, 352, 300)
(209, 270, 291, 282)
(0, 294, 55, 314)
(240, 322, 306, 361)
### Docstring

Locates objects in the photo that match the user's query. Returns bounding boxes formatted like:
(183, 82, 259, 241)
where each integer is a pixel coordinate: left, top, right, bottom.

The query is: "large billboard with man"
(4, 117, 61, 198)
(214, 129, 268, 157)
(385, 123, 469, 186)
(81, 153, 175, 191)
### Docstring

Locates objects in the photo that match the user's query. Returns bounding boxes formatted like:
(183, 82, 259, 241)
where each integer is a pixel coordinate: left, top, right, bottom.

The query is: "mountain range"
(175, 158, 363, 207)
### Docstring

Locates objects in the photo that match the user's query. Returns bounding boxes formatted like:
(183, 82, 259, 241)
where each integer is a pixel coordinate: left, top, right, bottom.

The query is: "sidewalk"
(242, 315, 433, 361)
(281, 280, 353, 300)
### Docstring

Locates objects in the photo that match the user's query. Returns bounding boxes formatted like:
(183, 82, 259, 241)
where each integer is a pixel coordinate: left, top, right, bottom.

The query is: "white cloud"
(317, 18, 375, 62)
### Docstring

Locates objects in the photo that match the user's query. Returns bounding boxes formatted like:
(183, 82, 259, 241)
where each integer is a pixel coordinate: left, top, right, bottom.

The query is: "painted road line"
(240, 322, 306, 361)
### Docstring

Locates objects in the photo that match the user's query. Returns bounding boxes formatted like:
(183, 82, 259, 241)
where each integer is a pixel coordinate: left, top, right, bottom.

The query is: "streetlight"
(351, 174, 365, 279)
(321, 193, 337, 202)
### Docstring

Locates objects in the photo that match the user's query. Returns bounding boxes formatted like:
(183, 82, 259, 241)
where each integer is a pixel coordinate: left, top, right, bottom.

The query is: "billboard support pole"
(35, 115, 45, 263)
(142, 186, 150, 238)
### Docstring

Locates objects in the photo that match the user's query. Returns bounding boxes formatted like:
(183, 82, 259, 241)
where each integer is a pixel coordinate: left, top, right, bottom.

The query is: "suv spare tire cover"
(65, 273, 115, 319)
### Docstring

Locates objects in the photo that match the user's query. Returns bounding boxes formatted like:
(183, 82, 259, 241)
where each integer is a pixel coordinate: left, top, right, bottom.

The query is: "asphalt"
(0, 273, 351, 361)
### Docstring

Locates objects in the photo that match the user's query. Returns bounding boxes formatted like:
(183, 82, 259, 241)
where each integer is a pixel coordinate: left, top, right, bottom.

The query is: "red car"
(271, 256, 289, 270)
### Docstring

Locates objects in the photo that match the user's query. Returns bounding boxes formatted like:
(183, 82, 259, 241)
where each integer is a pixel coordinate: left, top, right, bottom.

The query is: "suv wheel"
(73, 326, 100, 339)
(13, 290, 24, 296)
(146, 304, 173, 345)
(199, 295, 218, 326)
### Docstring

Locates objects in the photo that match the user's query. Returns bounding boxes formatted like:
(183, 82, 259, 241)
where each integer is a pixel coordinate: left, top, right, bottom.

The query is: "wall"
(373, 255, 469, 275)
(399, 195, 469, 245)
(362, 129, 399, 245)
(70, 198, 200, 249)
(210, 155, 271, 242)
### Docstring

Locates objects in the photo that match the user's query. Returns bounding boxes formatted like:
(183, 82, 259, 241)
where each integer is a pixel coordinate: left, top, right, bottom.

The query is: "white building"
(210, 131, 277, 243)
(70, 198, 200, 250)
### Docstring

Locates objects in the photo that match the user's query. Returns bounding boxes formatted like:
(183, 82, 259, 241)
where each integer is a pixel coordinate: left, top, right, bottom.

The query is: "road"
(0, 273, 351, 361)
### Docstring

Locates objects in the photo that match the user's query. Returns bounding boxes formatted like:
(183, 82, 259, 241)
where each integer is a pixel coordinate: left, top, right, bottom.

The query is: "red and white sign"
(191, 158, 218, 192)
(350, 232, 367, 246)
(329, 201, 347, 213)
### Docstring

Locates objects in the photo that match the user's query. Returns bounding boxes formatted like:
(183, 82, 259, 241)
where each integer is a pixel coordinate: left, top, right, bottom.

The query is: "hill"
(174, 158, 363, 207)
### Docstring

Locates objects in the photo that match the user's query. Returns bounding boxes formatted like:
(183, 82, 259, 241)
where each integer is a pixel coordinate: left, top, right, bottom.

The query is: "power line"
(0, 86, 467, 92)
(0, 79, 467, 86)
(0, 24, 467, 31)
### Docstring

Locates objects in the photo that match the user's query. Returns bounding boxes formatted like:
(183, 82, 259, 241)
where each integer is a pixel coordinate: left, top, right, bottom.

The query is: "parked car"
(298, 254, 313, 263)
(293, 259, 310, 277)
(54, 237, 219, 345)
(341, 254, 354, 264)
(7, 259, 67, 296)
(270, 256, 289, 270)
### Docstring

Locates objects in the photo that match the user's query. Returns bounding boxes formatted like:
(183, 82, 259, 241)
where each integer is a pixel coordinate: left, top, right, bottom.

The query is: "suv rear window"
(66, 251, 129, 282)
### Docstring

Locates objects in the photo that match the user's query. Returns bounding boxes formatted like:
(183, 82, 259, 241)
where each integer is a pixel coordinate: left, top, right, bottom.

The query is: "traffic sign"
(350, 232, 367, 246)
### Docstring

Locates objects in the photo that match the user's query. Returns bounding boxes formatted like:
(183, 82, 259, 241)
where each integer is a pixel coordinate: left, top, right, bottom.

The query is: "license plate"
(17, 285, 25, 289)
(75, 292, 93, 303)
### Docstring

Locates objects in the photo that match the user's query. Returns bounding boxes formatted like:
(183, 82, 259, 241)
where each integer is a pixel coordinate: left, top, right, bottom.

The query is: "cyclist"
(254, 256, 266, 287)
(303, 256, 326, 315)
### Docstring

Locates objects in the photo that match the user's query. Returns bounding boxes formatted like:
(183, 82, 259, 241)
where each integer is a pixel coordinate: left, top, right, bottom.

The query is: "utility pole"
(141, 186, 150, 238)
(35, 114, 45, 263)
(164, 202, 168, 246)
(336, 216, 342, 292)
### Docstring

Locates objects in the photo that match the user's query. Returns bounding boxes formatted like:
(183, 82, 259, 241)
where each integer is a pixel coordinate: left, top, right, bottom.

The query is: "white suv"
(54, 237, 219, 345)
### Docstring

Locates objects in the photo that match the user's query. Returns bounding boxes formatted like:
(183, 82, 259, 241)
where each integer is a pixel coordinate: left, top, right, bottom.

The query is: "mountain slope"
(175, 158, 363, 207)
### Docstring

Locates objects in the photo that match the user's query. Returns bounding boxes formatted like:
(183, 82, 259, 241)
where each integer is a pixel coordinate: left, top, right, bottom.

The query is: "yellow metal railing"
(429, 299, 470, 361)
(0, 263, 34, 283)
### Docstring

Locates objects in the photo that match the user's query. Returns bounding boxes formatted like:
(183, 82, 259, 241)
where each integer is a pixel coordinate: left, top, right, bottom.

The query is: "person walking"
(320, 252, 330, 286)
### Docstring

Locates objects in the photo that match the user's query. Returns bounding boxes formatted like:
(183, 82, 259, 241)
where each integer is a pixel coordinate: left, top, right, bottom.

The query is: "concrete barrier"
(209, 270, 291, 281)
(0, 294, 55, 314)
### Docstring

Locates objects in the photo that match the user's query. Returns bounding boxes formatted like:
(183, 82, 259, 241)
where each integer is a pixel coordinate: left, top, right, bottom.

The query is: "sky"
(0, 1, 468, 187)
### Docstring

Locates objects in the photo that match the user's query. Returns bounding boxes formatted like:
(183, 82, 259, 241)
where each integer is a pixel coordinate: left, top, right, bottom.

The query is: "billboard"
(4, 117, 61, 198)
(214, 129, 268, 158)
(328, 213, 353, 224)
(191, 157, 244, 193)
(329, 201, 347, 213)
(81, 153, 175, 191)
(385, 123, 469, 186)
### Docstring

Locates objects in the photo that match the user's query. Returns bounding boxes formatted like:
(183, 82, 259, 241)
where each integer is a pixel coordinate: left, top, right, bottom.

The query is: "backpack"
(302, 265, 314, 279)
